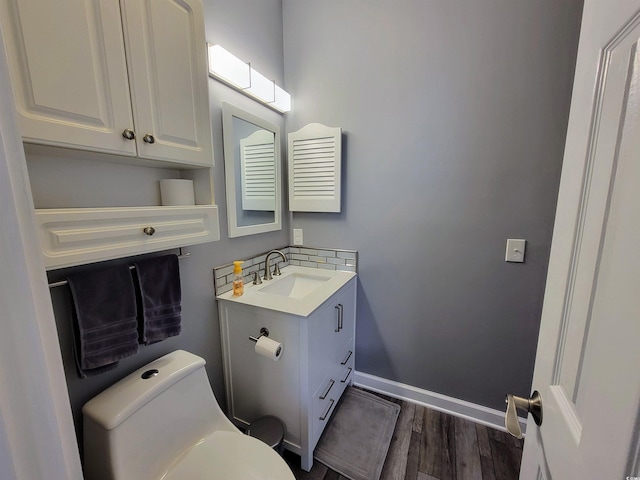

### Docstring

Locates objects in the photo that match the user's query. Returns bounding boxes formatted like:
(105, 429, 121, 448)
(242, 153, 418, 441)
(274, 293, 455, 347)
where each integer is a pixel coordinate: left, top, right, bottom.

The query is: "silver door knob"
(122, 128, 135, 140)
(505, 390, 542, 439)
(143, 133, 155, 144)
(143, 226, 155, 236)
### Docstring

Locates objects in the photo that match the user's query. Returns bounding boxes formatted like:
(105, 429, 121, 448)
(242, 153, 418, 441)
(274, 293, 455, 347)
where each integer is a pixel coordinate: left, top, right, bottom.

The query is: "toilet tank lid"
(82, 350, 205, 430)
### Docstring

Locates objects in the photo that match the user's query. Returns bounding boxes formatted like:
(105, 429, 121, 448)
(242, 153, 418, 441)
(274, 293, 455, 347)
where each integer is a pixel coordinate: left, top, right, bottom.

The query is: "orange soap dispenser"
(232, 261, 244, 296)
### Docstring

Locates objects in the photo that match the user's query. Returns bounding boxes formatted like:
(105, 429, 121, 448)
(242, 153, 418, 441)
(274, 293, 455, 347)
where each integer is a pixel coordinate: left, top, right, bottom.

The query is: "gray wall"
(37, 0, 288, 451)
(33, 0, 584, 454)
(283, 0, 583, 410)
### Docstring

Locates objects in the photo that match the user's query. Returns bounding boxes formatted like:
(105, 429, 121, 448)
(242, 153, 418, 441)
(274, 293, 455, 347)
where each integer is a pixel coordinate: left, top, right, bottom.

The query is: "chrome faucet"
(263, 250, 287, 281)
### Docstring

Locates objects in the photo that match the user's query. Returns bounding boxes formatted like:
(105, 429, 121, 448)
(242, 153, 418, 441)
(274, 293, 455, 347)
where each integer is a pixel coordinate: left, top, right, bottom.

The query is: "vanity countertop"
(216, 265, 356, 317)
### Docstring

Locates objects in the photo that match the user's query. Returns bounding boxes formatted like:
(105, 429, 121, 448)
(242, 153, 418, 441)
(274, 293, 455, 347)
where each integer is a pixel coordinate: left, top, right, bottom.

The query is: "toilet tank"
(82, 350, 231, 480)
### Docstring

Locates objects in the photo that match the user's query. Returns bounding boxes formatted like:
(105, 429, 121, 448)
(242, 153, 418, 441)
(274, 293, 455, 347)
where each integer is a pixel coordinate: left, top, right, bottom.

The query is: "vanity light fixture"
(207, 44, 250, 89)
(247, 67, 275, 102)
(208, 44, 291, 113)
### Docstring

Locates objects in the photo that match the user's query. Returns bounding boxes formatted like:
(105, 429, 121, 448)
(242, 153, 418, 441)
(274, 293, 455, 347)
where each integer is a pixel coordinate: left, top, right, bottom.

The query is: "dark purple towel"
(66, 265, 139, 378)
(132, 254, 182, 345)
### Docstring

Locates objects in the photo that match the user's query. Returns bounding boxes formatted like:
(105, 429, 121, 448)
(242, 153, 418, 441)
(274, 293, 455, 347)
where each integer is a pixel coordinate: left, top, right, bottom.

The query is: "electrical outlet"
(505, 239, 526, 263)
(293, 229, 303, 246)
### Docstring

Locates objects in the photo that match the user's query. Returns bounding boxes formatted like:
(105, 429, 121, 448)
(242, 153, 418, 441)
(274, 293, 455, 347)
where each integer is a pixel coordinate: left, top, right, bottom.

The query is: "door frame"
(0, 27, 82, 480)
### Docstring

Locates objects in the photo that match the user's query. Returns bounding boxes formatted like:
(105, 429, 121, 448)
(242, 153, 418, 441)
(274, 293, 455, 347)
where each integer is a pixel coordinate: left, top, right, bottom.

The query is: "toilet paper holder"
(249, 327, 270, 343)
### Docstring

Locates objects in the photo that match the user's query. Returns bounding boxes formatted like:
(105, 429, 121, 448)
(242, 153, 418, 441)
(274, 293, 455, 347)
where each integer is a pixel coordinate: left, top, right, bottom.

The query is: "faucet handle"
(253, 271, 262, 285)
(273, 262, 281, 276)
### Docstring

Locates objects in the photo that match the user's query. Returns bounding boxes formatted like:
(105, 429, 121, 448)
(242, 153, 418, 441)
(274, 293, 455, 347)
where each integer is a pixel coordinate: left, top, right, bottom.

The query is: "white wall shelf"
(36, 206, 219, 270)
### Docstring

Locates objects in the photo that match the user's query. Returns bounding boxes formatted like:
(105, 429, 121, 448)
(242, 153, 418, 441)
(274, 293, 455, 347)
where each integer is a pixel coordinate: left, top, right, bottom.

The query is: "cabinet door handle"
(338, 304, 344, 331)
(319, 398, 335, 421)
(143, 226, 156, 236)
(143, 133, 155, 144)
(122, 128, 135, 140)
(319, 379, 335, 400)
(334, 305, 341, 332)
(341, 350, 353, 365)
(340, 367, 353, 383)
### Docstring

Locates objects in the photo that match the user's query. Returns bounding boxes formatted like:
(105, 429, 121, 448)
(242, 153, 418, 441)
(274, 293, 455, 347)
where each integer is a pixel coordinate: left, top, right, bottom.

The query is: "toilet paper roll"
(255, 336, 283, 361)
(160, 179, 195, 206)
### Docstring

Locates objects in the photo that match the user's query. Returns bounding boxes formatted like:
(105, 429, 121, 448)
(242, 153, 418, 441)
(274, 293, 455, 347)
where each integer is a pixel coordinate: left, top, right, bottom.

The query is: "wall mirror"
(222, 103, 282, 237)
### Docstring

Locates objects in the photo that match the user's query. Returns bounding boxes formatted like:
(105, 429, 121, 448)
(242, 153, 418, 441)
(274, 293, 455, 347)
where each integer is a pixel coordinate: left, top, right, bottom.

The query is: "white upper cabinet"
(119, 0, 212, 165)
(0, 0, 219, 269)
(0, 0, 213, 167)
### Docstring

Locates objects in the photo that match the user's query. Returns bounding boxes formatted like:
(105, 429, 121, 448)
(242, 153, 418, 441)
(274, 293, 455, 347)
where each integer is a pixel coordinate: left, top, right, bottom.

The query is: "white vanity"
(217, 266, 356, 471)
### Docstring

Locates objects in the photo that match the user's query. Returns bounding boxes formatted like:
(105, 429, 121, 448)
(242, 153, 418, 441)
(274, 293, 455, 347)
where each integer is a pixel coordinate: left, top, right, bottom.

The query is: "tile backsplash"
(213, 246, 358, 296)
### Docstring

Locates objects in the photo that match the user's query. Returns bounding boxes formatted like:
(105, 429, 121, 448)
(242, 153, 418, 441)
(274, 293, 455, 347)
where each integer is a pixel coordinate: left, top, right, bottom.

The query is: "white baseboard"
(353, 371, 527, 435)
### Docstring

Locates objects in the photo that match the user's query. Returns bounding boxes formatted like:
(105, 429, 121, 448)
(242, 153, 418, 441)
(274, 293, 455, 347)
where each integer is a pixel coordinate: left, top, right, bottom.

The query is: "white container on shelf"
(160, 179, 195, 206)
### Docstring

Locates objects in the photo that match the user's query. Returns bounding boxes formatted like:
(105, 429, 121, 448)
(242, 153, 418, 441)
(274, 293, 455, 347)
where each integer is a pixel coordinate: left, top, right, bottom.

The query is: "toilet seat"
(161, 430, 295, 480)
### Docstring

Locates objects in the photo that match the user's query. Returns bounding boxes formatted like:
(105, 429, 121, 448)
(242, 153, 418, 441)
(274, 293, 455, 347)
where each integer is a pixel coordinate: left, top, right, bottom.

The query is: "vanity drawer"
(311, 378, 340, 447)
(336, 349, 354, 385)
(336, 343, 354, 372)
(308, 340, 354, 424)
(310, 355, 354, 448)
(332, 334, 354, 377)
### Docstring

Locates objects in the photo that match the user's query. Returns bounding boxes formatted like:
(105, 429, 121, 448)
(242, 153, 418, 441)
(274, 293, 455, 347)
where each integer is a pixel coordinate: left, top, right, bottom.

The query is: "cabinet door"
(220, 306, 302, 448)
(308, 299, 342, 394)
(120, 0, 213, 166)
(335, 280, 356, 341)
(0, 0, 137, 155)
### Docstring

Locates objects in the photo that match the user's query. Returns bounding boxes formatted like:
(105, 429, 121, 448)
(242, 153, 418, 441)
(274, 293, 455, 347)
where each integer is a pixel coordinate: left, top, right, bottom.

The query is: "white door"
(120, 0, 213, 165)
(519, 1, 640, 478)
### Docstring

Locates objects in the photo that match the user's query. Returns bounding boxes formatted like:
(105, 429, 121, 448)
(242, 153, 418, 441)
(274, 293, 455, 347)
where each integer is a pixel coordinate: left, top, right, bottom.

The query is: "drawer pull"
(319, 398, 335, 421)
(340, 367, 353, 383)
(143, 226, 156, 236)
(341, 350, 353, 365)
(319, 379, 335, 400)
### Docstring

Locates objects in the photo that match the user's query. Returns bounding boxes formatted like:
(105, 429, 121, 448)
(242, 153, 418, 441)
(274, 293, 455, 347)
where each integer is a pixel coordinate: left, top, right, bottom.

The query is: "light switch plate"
(505, 239, 526, 263)
(293, 228, 303, 246)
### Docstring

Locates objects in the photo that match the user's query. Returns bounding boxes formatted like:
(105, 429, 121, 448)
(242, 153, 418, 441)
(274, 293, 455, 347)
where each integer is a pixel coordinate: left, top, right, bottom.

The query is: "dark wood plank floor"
(284, 391, 524, 480)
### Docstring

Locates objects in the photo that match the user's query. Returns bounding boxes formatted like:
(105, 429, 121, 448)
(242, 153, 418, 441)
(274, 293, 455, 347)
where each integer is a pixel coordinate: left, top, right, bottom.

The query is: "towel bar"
(47, 249, 190, 289)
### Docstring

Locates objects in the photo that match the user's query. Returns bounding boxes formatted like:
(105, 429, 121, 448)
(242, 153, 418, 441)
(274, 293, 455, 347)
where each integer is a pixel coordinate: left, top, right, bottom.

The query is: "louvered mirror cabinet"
(288, 123, 342, 213)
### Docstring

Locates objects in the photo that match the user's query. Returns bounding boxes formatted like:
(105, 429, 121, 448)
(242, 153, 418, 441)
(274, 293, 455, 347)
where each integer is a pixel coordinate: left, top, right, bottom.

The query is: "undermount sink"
(259, 272, 330, 298)
(217, 266, 356, 317)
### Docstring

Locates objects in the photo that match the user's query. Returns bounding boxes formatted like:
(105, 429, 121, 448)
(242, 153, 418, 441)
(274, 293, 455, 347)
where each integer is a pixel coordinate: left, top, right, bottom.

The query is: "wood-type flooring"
(284, 391, 524, 480)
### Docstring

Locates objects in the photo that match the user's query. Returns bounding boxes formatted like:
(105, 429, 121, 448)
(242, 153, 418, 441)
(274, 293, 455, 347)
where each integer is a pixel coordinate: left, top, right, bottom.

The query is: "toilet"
(82, 350, 295, 480)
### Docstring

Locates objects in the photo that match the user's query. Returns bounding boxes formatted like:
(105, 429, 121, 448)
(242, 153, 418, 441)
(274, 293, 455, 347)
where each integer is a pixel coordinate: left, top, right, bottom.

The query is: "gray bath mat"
(314, 387, 400, 480)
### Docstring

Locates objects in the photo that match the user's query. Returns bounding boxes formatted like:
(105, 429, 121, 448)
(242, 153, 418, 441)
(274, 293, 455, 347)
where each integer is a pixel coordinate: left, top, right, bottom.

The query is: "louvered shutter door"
(288, 123, 342, 212)
(240, 129, 276, 211)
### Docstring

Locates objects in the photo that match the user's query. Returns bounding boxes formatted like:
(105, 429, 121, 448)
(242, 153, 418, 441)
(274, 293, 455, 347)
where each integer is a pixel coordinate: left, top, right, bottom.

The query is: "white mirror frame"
(222, 102, 282, 237)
